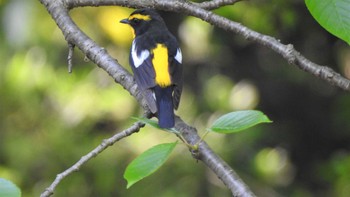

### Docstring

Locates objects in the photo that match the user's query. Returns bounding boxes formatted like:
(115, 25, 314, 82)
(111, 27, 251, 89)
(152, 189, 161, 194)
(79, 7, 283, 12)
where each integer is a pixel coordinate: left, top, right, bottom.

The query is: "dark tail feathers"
(154, 86, 174, 128)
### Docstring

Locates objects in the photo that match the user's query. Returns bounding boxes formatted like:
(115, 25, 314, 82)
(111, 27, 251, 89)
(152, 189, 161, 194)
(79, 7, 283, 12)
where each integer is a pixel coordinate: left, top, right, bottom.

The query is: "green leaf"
(305, 0, 350, 44)
(132, 117, 179, 134)
(124, 142, 177, 188)
(209, 110, 272, 133)
(132, 117, 160, 128)
(0, 178, 21, 197)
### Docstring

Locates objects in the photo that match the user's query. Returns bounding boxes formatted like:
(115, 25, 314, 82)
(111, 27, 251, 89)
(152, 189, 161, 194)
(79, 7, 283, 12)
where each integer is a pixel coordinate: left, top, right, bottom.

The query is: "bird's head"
(120, 8, 165, 37)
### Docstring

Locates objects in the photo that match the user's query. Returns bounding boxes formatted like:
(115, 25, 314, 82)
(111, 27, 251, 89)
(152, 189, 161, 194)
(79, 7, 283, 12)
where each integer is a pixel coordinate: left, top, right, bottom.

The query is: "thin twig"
(67, 43, 75, 73)
(40, 121, 144, 197)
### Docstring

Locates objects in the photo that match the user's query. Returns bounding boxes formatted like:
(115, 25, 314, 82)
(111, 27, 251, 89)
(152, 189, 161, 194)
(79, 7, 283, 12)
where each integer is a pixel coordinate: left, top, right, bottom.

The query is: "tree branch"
(40, 121, 145, 197)
(67, 43, 75, 73)
(195, 0, 243, 10)
(66, 0, 350, 91)
(39, 0, 349, 196)
(40, 0, 152, 111)
(176, 118, 256, 197)
(39, 0, 256, 196)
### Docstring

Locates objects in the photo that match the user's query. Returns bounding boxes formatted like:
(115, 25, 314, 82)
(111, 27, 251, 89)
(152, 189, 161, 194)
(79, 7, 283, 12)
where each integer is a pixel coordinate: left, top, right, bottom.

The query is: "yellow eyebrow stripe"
(152, 44, 171, 87)
(129, 14, 151, 21)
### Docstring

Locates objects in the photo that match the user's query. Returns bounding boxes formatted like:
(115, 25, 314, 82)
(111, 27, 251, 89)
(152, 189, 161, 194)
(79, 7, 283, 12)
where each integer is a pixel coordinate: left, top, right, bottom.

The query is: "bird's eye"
(132, 18, 140, 23)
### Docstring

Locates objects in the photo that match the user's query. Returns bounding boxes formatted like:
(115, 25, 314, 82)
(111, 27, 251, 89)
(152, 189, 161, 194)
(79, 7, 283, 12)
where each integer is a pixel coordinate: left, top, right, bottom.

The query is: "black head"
(120, 9, 166, 36)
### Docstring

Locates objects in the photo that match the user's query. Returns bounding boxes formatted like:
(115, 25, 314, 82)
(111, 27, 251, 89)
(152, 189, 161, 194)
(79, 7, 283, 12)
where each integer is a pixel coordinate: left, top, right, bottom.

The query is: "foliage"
(0, 178, 21, 197)
(124, 142, 177, 188)
(209, 110, 272, 133)
(1, 0, 350, 197)
(306, 0, 350, 45)
(129, 110, 271, 188)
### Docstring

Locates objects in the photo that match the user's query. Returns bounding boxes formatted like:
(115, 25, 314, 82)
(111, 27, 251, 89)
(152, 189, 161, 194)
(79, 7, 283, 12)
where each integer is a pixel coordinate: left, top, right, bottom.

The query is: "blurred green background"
(1, 0, 350, 196)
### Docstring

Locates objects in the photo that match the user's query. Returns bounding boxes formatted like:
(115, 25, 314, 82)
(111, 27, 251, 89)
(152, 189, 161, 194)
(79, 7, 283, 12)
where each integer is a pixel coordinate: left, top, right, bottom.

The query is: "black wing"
(129, 42, 157, 113)
(169, 47, 183, 110)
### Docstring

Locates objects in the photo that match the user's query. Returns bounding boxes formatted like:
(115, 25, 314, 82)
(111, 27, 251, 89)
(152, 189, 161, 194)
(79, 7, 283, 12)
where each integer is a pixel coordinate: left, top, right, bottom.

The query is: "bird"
(120, 8, 183, 128)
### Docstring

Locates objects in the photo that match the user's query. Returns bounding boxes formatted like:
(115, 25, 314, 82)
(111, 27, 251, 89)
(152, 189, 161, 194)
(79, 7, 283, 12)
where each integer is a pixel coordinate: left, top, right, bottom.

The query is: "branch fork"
(39, 0, 350, 197)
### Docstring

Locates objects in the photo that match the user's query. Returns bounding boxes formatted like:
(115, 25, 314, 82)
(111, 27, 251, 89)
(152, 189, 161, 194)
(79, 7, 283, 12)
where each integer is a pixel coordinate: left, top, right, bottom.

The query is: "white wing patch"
(174, 48, 182, 64)
(152, 91, 156, 100)
(131, 40, 150, 68)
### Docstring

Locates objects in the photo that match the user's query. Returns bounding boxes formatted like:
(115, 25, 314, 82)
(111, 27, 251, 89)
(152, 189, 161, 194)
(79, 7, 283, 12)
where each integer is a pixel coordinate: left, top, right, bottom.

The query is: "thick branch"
(176, 118, 255, 197)
(196, 0, 242, 10)
(39, 0, 350, 196)
(39, 0, 255, 196)
(66, 0, 350, 91)
(40, 0, 152, 111)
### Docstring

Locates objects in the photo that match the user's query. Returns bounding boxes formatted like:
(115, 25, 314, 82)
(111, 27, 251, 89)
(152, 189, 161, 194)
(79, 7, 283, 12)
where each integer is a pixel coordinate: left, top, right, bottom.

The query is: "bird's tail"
(154, 86, 174, 128)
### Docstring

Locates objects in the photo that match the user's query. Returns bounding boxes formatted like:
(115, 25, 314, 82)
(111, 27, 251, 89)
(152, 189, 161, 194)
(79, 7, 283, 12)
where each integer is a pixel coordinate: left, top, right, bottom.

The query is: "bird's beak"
(120, 18, 129, 24)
